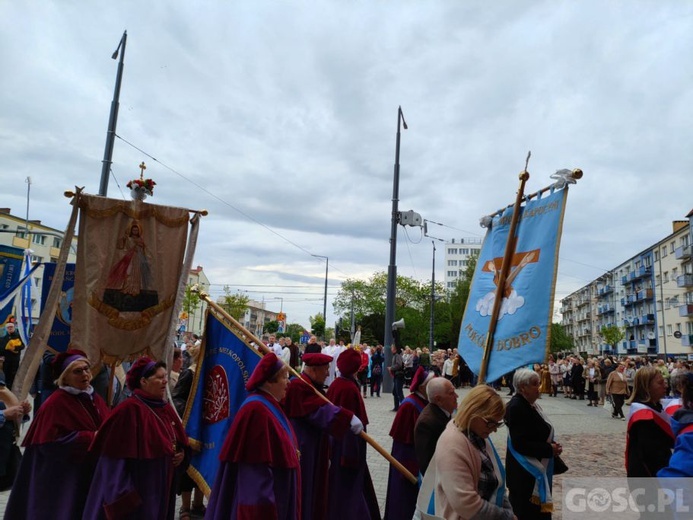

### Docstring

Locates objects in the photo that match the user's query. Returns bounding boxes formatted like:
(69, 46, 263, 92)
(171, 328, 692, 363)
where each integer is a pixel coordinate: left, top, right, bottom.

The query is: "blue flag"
(184, 307, 262, 494)
(41, 263, 76, 353)
(0, 245, 25, 326)
(458, 187, 568, 383)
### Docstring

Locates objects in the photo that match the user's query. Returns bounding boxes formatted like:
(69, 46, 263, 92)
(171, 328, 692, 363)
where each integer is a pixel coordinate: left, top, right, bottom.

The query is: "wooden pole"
(193, 288, 418, 485)
(477, 154, 531, 384)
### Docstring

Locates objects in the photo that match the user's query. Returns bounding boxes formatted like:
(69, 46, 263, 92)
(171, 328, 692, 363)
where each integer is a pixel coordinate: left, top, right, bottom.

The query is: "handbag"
(553, 454, 569, 475)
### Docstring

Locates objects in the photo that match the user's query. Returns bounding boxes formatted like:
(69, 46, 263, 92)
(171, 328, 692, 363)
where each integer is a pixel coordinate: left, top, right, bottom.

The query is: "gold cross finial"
(139, 162, 147, 179)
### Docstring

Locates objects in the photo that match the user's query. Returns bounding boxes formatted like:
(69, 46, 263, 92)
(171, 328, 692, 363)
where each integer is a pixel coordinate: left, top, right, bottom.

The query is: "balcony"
(675, 244, 692, 260)
(636, 288, 653, 301)
(682, 334, 693, 347)
(680, 304, 693, 318)
(598, 285, 614, 297)
(676, 274, 693, 288)
(632, 266, 652, 281)
(639, 314, 656, 325)
(622, 294, 635, 307)
(598, 304, 615, 315)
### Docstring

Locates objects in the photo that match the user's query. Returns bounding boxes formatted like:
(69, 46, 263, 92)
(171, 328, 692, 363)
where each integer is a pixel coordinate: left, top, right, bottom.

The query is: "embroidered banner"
(70, 195, 190, 362)
(458, 187, 569, 383)
(184, 306, 262, 495)
(41, 263, 75, 353)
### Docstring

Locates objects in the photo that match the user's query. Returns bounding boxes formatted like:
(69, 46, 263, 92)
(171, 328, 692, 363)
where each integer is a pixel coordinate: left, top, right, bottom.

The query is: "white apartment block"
(443, 237, 483, 290)
(561, 213, 692, 358)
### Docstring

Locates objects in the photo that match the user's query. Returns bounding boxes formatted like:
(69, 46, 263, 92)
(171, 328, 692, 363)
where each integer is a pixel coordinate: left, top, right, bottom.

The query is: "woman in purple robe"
(82, 357, 190, 519)
(5, 349, 109, 520)
(206, 352, 301, 520)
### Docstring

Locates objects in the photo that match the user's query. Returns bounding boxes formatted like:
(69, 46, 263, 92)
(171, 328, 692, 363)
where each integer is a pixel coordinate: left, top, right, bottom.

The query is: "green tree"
(310, 313, 326, 339)
(264, 320, 279, 334)
(182, 285, 201, 316)
(601, 325, 625, 352)
(219, 286, 249, 321)
(285, 323, 306, 344)
(549, 322, 574, 356)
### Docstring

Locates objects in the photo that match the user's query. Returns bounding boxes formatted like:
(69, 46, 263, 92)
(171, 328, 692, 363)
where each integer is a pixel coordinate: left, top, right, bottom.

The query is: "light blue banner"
(184, 307, 261, 494)
(458, 187, 568, 383)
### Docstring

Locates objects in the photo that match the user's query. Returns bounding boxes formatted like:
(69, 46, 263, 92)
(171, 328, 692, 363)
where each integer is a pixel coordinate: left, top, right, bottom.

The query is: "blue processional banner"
(184, 306, 262, 494)
(41, 263, 76, 353)
(458, 187, 569, 383)
(0, 245, 25, 326)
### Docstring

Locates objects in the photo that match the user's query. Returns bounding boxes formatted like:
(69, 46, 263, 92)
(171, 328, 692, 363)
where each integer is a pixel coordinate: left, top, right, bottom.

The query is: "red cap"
(246, 353, 284, 391)
(302, 353, 333, 366)
(337, 348, 361, 376)
(410, 366, 435, 394)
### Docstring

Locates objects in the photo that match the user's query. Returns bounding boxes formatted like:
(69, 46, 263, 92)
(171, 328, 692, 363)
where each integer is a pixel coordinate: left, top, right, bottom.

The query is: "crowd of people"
(2, 315, 693, 520)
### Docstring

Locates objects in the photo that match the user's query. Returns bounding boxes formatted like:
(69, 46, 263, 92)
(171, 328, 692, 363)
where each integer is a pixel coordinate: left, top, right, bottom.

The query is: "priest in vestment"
(384, 366, 435, 520)
(326, 347, 381, 519)
(83, 357, 190, 519)
(6, 350, 109, 520)
(206, 353, 301, 520)
(283, 352, 363, 520)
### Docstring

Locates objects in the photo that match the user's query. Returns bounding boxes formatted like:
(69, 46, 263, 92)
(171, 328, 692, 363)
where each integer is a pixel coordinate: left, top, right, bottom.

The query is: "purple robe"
(384, 393, 427, 520)
(283, 375, 352, 520)
(4, 389, 109, 520)
(326, 377, 381, 520)
(206, 392, 301, 520)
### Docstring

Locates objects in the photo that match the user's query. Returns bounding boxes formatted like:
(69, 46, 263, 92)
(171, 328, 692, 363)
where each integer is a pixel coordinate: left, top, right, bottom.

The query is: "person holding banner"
(83, 357, 190, 520)
(325, 347, 380, 520)
(283, 351, 362, 520)
(384, 366, 434, 520)
(6, 349, 108, 520)
(505, 369, 565, 519)
(625, 366, 674, 477)
(206, 352, 300, 520)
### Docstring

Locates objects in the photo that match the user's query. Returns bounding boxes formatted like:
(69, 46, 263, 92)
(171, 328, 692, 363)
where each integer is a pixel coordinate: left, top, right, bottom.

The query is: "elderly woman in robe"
(6, 350, 108, 519)
(83, 357, 190, 519)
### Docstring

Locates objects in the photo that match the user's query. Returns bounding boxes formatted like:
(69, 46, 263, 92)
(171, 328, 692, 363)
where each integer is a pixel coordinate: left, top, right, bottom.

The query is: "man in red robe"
(326, 347, 381, 519)
(283, 352, 364, 520)
(384, 366, 435, 520)
(206, 352, 301, 520)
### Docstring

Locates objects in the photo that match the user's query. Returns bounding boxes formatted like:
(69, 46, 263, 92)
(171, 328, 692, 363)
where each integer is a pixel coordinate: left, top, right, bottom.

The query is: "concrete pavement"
(0, 388, 628, 519)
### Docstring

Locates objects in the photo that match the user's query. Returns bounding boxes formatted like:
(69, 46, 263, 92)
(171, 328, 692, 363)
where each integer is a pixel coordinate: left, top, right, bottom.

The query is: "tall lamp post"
(99, 30, 127, 196)
(430, 241, 436, 351)
(384, 106, 407, 393)
(312, 254, 329, 336)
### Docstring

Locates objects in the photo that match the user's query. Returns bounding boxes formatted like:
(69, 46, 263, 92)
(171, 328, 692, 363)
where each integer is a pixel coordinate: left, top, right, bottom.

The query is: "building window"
(663, 272, 669, 283)
(447, 271, 457, 277)
(655, 274, 661, 286)
(654, 250, 659, 261)
(462, 248, 469, 255)
(448, 248, 458, 255)
(52, 237, 62, 248)
(662, 247, 668, 258)
(670, 242, 676, 254)
(666, 324, 673, 336)
(447, 260, 457, 266)
(16, 230, 26, 239)
(32, 234, 46, 245)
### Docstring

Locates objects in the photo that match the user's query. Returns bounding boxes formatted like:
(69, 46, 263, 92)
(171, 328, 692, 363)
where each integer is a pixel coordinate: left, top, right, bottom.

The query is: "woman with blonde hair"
(416, 385, 515, 520)
(625, 366, 673, 477)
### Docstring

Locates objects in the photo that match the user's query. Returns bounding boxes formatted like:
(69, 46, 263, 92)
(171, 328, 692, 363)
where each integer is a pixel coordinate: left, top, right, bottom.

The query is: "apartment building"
(443, 237, 483, 290)
(561, 214, 692, 358)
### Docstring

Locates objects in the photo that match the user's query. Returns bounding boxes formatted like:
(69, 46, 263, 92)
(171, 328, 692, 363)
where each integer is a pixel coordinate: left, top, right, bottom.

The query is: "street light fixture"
(311, 254, 329, 332)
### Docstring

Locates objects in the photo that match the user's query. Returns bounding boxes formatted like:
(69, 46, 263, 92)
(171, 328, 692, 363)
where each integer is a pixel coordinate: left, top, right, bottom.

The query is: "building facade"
(184, 265, 211, 336)
(443, 237, 483, 290)
(561, 216, 693, 358)
(0, 208, 78, 321)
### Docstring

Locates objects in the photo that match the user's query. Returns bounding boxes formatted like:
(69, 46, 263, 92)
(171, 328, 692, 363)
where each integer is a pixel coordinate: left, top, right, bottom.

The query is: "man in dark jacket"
(0, 322, 24, 390)
(414, 377, 458, 475)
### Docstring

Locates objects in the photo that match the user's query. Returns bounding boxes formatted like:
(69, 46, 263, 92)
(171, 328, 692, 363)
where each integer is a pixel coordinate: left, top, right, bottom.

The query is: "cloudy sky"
(2, 1, 692, 329)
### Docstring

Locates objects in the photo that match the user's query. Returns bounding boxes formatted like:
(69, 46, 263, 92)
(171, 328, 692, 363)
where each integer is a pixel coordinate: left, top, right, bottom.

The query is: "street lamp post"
(312, 255, 329, 336)
(430, 241, 436, 351)
(99, 30, 127, 197)
(384, 106, 407, 393)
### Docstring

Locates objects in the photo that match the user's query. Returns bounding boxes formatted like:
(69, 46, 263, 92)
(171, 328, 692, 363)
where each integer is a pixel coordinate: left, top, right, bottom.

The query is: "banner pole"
(193, 287, 418, 485)
(478, 154, 531, 385)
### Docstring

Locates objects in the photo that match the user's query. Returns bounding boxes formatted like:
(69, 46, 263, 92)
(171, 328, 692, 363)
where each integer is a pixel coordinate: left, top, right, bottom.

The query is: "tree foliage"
(219, 286, 250, 321)
(549, 322, 574, 355)
(182, 285, 201, 316)
(601, 325, 625, 350)
(309, 313, 325, 339)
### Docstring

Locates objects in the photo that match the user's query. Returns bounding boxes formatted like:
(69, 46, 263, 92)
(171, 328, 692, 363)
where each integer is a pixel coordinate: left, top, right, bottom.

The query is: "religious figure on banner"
(102, 220, 158, 312)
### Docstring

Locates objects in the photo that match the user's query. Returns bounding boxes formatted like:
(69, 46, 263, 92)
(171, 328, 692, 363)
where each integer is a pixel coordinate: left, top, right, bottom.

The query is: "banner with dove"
(458, 186, 569, 383)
